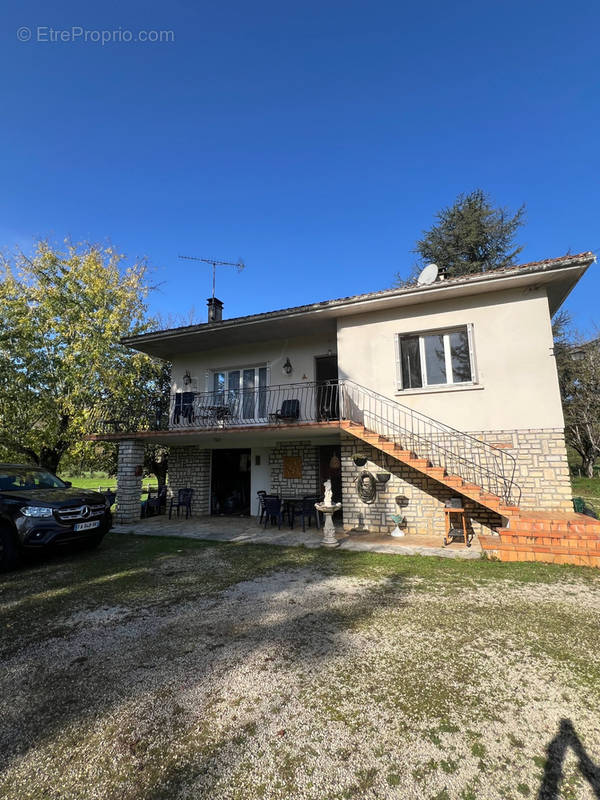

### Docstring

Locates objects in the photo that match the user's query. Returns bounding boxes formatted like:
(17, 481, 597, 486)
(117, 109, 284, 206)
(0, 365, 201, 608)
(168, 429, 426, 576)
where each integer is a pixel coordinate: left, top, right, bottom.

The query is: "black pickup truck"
(0, 464, 113, 570)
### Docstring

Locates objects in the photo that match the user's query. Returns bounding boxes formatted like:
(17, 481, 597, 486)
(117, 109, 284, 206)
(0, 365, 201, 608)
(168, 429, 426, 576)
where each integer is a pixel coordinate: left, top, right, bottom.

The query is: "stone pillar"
(116, 439, 145, 524)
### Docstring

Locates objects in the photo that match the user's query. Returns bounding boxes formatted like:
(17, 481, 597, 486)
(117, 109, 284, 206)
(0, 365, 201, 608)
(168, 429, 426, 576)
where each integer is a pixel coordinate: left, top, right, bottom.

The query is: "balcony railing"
(170, 380, 339, 429)
(92, 380, 339, 433)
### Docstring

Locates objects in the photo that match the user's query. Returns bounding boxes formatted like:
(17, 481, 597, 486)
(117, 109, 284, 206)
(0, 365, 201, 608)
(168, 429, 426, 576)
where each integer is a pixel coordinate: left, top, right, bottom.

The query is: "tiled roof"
(123, 251, 595, 343)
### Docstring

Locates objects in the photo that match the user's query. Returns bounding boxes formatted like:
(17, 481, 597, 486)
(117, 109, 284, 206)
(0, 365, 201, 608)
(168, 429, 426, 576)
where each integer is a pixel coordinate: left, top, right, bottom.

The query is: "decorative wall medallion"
(282, 456, 302, 479)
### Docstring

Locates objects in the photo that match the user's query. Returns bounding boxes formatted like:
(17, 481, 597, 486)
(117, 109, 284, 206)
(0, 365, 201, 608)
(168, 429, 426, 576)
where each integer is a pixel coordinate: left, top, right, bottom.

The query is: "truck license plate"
(74, 520, 100, 532)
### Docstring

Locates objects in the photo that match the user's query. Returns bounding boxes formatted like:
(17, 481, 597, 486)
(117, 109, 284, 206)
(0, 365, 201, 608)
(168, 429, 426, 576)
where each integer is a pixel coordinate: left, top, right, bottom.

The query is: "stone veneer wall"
(116, 439, 145, 524)
(168, 445, 211, 515)
(268, 441, 320, 497)
(341, 440, 502, 538)
(467, 429, 572, 513)
(341, 428, 573, 536)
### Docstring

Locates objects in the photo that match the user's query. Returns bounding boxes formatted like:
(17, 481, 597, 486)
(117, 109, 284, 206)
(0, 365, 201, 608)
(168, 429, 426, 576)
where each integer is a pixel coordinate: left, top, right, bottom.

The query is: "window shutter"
(394, 335, 402, 390)
(466, 323, 477, 384)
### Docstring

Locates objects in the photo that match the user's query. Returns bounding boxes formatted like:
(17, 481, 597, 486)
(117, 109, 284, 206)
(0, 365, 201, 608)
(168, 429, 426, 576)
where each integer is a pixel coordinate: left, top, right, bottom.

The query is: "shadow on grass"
(0, 533, 411, 798)
(538, 718, 600, 799)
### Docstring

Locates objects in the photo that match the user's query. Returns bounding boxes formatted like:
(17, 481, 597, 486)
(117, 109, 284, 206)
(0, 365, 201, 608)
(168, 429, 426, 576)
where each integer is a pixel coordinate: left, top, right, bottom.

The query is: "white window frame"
(395, 324, 477, 392)
(211, 364, 269, 420)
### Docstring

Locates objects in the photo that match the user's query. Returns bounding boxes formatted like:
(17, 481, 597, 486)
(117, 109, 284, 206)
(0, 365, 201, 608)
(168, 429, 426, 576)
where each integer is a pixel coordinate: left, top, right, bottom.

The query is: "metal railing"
(92, 380, 339, 433)
(169, 380, 339, 428)
(339, 380, 521, 506)
(90, 377, 520, 506)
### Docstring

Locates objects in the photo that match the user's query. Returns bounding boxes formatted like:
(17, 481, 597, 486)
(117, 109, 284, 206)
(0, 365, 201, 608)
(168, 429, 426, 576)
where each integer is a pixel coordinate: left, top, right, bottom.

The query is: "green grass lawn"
(1, 534, 599, 800)
(571, 476, 600, 502)
(60, 473, 158, 497)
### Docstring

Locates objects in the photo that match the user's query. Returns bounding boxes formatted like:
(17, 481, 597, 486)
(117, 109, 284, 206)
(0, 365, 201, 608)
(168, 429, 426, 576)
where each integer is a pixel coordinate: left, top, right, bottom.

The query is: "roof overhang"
(123, 253, 595, 359)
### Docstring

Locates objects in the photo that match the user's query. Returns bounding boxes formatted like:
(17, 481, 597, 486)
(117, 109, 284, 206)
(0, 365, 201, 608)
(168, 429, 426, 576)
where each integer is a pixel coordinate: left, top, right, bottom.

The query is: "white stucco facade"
(170, 332, 337, 394)
(337, 286, 564, 432)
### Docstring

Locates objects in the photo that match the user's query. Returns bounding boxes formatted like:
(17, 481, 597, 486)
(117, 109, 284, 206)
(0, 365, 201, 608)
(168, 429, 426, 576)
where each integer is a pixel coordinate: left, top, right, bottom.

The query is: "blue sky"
(1, 0, 598, 333)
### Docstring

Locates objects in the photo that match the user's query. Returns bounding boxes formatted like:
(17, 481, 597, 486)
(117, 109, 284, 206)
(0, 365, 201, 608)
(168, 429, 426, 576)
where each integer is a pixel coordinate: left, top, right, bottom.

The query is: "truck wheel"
(0, 527, 19, 571)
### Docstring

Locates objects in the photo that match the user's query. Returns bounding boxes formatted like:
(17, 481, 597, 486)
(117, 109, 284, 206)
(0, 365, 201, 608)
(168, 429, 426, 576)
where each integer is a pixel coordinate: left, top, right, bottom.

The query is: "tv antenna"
(178, 255, 245, 299)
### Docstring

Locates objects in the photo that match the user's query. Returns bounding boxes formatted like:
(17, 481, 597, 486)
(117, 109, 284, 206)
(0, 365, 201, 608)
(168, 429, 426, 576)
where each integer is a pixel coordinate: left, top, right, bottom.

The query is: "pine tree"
(400, 189, 526, 282)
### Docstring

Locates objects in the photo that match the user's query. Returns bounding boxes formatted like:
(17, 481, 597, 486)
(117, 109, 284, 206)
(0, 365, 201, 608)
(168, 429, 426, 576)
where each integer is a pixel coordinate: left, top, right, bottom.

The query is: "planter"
(376, 472, 391, 483)
(353, 455, 368, 467)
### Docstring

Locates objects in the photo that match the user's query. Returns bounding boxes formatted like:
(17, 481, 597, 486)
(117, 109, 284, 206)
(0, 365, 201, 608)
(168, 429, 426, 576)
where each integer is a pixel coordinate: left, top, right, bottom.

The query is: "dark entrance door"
(315, 355, 339, 420)
(211, 449, 251, 515)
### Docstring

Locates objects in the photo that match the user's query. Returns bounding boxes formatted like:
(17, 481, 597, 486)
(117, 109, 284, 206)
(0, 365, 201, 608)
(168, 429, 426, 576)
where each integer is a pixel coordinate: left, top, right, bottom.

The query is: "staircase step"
(342, 421, 521, 518)
(425, 467, 446, 478)
(407, 458, 430, 469)
(393, 448, 414, 459)
(479, 534, 600, 567)
(500, 529, 600, 543)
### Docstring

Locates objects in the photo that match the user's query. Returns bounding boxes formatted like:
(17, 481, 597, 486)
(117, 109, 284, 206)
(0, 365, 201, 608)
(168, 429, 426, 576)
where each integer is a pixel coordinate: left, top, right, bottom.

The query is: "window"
(213, 365, 268, 418)
(396, 325, 475, 390)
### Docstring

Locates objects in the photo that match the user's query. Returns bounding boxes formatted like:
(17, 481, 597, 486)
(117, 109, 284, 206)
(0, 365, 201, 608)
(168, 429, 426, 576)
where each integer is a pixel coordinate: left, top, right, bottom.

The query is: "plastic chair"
(270, 398, 300, 423)
(146, 486, 167, 517)
(257, 490, 267, 524)
(169, 488, 194, 519)
(263, 496, 284, 529)
(294, 496, 321, 531)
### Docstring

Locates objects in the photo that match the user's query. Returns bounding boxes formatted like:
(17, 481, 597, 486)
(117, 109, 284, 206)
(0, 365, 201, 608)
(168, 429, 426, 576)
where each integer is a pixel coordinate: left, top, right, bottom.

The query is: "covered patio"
(111, 515, 482, 559)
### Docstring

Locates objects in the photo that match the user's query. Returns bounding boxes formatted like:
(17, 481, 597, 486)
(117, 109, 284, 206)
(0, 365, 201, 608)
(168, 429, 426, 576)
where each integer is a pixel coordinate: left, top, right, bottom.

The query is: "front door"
(211, 448, 251, 515)
(315, 355, 339, 420)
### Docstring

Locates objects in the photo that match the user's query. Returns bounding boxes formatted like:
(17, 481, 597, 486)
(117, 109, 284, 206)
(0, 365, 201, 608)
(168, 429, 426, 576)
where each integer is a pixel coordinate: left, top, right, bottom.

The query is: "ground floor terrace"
(107, 415, 577, 547)
(111, 515, 482, 559)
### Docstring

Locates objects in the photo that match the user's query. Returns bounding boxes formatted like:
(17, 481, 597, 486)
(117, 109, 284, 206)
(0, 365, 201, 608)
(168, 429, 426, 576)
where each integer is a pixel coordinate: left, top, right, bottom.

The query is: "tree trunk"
(582, 455, 596, 479)
(152, 460, 168, 489)
(39, 448, 63, 475)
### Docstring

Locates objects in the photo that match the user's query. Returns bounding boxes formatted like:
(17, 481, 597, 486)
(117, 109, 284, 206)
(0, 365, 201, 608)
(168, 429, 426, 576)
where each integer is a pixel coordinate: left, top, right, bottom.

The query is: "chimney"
(207, 297, 224, 323)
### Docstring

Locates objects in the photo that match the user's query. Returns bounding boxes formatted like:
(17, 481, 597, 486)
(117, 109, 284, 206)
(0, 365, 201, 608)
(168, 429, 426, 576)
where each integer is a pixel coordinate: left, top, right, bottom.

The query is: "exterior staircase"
(338, 381, 600, 567)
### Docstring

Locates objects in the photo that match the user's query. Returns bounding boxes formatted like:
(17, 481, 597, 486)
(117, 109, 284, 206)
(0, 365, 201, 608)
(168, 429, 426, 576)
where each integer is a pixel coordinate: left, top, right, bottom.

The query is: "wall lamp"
(283, 357, 293, 375)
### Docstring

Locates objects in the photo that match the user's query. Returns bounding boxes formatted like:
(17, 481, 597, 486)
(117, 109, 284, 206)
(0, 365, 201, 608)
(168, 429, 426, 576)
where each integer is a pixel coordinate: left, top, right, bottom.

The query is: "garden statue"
(315, 479, 342, 548)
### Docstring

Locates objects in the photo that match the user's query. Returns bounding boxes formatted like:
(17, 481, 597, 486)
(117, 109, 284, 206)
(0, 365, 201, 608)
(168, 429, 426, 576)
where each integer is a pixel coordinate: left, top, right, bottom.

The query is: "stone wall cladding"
(116, 439, 145, 524)
(168, 445, 211, 515)
(340, 440, 502, 538)
(466, 428, 572, 514)
(340, 427, 573, 536)
(268, 441, 320, 497)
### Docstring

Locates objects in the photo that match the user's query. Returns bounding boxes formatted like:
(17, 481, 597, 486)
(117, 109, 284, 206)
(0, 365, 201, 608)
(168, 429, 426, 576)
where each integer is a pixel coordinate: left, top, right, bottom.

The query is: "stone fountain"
(315, 479, 342, 548)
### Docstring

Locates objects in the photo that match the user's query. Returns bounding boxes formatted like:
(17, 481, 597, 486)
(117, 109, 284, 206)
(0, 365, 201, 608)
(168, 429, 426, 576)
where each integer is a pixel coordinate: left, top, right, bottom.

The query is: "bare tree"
(554, 315, 600, 478)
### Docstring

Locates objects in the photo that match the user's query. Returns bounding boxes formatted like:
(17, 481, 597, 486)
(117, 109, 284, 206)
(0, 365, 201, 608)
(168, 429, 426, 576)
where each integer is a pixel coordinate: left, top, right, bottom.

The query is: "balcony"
(92, 381, 339, 435)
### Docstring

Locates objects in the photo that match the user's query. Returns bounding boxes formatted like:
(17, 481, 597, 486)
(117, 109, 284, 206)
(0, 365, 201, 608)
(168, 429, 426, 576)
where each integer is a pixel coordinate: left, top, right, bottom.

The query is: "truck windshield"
(0, 468, 67, 491)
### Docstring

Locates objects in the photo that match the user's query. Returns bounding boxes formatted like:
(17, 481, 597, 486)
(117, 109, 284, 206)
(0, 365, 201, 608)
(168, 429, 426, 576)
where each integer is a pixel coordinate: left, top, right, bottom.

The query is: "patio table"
(280, 497, 304, 526)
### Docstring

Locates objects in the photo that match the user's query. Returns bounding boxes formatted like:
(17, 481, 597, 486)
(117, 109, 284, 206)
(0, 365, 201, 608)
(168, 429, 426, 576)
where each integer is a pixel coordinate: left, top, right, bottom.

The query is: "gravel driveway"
(1, 534, 599, 799)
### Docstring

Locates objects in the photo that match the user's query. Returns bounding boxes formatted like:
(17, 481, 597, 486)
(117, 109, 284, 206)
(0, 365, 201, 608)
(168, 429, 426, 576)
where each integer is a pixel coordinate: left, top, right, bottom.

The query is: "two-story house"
(96, 252, 596, 552)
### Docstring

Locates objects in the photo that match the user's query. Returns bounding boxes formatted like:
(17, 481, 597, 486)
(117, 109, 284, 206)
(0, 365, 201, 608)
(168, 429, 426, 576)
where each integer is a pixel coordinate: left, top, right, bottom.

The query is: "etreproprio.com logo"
(16, 26, 175, 44)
